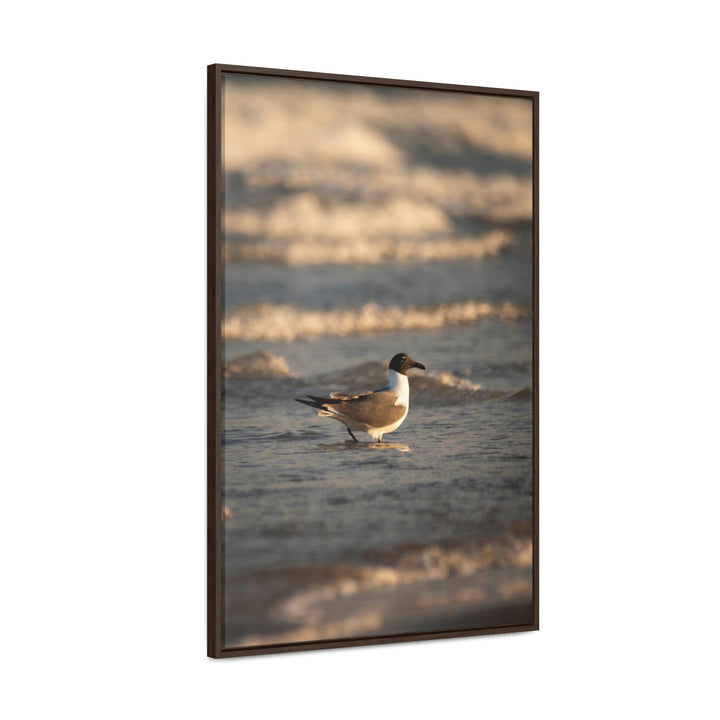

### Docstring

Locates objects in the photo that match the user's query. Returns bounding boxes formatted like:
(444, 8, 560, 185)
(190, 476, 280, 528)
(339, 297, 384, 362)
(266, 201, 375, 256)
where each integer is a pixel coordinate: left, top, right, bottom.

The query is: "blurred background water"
(220, 74, 535, 648)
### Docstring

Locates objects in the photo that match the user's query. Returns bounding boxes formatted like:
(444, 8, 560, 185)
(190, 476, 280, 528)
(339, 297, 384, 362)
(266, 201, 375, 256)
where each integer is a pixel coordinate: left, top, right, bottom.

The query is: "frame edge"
(211, 63, 538, 99)
(207, 63, 223, 658)
(206, 64, 539, 657)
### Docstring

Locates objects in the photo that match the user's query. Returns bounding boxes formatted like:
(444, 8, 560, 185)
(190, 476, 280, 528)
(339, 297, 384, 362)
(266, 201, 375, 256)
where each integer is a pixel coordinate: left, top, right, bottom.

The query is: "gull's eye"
(401, 355, 407, 361)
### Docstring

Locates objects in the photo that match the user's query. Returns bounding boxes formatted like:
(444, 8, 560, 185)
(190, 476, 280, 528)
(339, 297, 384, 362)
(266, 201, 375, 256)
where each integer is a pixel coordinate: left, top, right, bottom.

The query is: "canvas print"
(211, 67, 537, 654)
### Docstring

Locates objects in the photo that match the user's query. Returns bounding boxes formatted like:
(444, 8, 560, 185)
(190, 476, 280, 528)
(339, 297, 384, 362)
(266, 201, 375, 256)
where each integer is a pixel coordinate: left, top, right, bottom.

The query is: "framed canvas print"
(208, 64, 538, 657)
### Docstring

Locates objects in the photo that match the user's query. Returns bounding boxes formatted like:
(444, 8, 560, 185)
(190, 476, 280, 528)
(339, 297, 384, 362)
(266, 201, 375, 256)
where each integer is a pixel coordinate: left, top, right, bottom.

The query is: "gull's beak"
(412, 361, 426, 371)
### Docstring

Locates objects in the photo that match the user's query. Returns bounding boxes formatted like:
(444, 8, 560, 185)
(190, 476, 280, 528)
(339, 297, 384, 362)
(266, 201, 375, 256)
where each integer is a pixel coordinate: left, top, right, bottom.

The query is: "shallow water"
(219, 74, 535, 648)
(221, 321, 533, 646)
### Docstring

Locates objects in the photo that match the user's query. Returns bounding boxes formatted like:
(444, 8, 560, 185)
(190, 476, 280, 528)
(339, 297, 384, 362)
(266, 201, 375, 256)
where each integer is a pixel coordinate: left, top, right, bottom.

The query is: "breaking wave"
(223, 350, 294, 378)
(223, 357, 529, 406)
(235, 167, 532, 223)
(223, 229, 512, 265)
(410, 373, 531, 405)
(223, 78, 533, 171)
(411, 371, 493, 404)
(224, 194, 451, 240)
(281, 534, 532, 603)
(221, 300, 529, 342)
(235, 533, 532, 647)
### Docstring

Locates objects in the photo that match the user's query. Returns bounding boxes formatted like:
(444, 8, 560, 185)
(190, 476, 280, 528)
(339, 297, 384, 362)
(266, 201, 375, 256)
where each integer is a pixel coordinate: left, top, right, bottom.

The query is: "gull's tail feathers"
(294, 395, 336, 410)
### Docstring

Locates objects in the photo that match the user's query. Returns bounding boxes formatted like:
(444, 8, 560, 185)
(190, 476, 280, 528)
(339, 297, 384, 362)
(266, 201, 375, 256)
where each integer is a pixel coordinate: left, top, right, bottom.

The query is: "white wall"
(2, 2, 718, 718)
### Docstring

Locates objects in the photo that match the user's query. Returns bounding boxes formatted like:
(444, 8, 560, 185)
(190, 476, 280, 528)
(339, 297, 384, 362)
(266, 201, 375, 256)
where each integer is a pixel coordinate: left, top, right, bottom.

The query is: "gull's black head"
(389, 352, 426, 375)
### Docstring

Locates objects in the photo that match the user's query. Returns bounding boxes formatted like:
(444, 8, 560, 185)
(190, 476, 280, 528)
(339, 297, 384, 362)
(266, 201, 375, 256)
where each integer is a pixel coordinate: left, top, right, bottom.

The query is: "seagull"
(294, 352, 426, 443)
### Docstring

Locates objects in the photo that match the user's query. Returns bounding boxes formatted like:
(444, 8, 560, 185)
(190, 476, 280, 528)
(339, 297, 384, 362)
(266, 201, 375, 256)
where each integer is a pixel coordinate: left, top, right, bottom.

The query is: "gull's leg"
(347, 428, 358, 442)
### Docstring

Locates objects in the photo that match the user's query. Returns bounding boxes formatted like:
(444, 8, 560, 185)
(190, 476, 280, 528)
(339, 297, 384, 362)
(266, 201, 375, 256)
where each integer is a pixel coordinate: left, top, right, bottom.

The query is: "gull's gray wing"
(324, 389, 406, 428)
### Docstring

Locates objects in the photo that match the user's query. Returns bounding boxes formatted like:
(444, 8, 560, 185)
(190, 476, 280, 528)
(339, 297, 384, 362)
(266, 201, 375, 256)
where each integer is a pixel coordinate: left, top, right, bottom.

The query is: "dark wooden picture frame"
(208, 64, 538, 658)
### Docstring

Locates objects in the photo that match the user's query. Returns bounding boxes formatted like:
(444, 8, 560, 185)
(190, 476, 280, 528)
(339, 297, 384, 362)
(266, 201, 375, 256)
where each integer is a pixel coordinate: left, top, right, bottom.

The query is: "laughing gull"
(294, 352, 426, 442)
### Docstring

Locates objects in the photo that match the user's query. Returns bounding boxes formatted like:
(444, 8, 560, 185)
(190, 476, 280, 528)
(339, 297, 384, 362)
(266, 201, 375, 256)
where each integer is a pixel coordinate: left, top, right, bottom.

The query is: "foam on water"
(224, 229, 512, 265)
(223, 356, 529, 407)
(223, 350, 294, 378)
(223, 77, 533, 171)
(277, 536, 531, 611)
(222, 300, 530, 342)
(224, 193, 451, 240)
(231, 534, 533, 647)
(235, 167, 532, 223)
